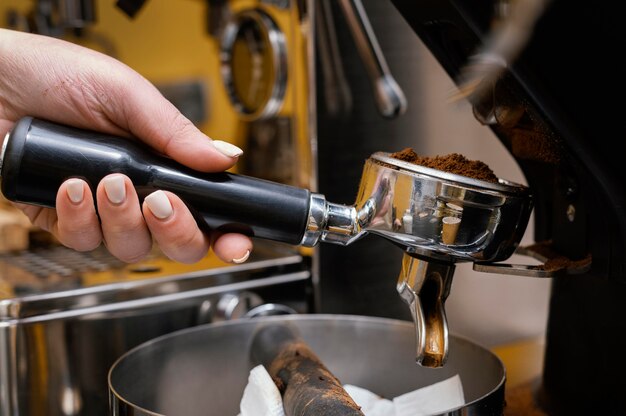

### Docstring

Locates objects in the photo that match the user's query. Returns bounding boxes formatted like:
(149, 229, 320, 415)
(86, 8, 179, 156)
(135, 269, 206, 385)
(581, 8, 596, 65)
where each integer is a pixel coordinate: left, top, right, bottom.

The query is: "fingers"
(125, 88, 242, 171)
(212, 233, 254, 264)
(142, 190, 211, 264)
(96, 174, 152, 263)
(111, 74, 243, 172)
(54, 178, 254, 264)
(142, 191, 254, 264)
(56, 178, 102, 251)
(1, 29, 242, 173)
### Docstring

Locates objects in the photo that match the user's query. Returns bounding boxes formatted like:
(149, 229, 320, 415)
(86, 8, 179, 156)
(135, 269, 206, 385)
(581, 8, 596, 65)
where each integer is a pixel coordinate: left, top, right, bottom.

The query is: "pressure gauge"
(220, 9, 287, 120)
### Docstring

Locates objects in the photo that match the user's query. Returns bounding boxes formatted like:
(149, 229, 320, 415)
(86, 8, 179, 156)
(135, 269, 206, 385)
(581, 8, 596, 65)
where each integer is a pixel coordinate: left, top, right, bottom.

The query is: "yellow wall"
(1, 0, 312, 183)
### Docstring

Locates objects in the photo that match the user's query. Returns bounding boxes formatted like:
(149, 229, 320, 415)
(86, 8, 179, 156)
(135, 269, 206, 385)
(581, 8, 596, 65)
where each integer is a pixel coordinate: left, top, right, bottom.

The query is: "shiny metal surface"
(0, 132, 9, 174)
(300, 151, 531, 368)
(397, 254, 454, 367)
(220, 8, 288, 120)
(243, 302, 298, 317)
(213, 292, 263, 322)
(0, 244, 304, 319)
(473, 243, 592, 278)
(337, 0, 407, 118)
(109, 315, 506, 416)
(305, 152, 532, 264)
(0, 243, 309, 416)
(299, 193, 327, 246)
(355, 153, 531, 263)
(302, 193, 358, 246)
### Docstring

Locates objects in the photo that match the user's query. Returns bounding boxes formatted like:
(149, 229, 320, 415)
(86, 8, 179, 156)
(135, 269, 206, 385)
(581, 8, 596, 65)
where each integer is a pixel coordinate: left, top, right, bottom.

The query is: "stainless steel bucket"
(108, 315, 505, 415)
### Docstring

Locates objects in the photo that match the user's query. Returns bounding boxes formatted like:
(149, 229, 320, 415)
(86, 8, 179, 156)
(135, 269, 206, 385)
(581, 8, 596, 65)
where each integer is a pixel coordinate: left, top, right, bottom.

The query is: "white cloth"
(344, 384, 396, 416)
(392, 374, 465, 416)
(238, 365, 285, 416)
(345, 375, 464, 416)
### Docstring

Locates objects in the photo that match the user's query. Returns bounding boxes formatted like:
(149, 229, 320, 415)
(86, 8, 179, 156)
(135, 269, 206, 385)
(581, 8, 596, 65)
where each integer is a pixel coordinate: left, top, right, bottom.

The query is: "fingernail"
(213, 140, 243, 158)
(103, 175, 126, 204)
(66, 179, 84, 204)
(232, 250, 250, 264)
(144, 190, 173, 219)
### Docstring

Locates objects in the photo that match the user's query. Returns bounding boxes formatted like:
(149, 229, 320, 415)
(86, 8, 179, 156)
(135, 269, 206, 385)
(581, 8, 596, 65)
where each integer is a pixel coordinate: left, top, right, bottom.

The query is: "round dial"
(220, 9, 287, 120)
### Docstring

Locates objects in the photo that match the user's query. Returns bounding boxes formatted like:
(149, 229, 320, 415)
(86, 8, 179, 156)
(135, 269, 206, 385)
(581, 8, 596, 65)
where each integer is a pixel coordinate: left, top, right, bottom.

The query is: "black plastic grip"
(0, 117, 311, 245)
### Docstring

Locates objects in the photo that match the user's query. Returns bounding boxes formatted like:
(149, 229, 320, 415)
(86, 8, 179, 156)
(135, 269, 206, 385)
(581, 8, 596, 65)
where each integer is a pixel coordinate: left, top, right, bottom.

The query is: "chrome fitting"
(300, 193, 359, 247)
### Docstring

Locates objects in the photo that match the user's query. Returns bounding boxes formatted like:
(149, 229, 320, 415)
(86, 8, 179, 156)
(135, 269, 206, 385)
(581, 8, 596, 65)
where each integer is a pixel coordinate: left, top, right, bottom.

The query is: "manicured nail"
(213, 140, 243, 158)
(232, 250, 250, 264)
(144, 190, 173, 219)
(103, 175, 126, 204)
(66, 179, 84, 204)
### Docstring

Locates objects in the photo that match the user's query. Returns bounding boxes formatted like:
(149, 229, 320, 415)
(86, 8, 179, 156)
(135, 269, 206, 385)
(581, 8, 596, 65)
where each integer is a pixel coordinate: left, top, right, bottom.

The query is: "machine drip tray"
(0, 240, 309, 321)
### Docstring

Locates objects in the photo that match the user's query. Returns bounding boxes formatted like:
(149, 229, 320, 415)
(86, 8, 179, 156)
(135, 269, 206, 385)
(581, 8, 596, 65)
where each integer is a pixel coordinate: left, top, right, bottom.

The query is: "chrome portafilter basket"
(305, 152, 532, 259)
(1, 118, 533, 369)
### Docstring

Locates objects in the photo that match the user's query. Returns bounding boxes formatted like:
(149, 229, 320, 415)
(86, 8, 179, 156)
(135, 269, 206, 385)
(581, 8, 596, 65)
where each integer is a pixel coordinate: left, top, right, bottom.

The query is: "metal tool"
(337, 0, 407, 118)
(0, 116, 533, 367)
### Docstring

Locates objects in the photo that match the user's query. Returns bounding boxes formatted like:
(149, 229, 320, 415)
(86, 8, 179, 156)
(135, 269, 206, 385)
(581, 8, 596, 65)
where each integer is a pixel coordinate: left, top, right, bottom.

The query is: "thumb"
(112, 72, 242, 173)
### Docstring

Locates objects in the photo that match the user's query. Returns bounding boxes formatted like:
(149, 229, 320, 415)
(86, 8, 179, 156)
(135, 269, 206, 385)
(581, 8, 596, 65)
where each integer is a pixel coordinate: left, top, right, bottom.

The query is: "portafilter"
(0, 117, 533, 367)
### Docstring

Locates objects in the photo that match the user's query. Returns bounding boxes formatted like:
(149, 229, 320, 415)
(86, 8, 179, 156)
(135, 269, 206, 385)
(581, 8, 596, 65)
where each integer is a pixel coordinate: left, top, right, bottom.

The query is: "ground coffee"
(390, 148, 499, 183)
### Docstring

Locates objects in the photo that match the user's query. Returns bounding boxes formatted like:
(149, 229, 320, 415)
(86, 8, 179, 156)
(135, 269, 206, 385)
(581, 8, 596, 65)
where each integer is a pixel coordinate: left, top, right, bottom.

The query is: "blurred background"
(0, 0, 551, 347)
(0, 1, 550, 414)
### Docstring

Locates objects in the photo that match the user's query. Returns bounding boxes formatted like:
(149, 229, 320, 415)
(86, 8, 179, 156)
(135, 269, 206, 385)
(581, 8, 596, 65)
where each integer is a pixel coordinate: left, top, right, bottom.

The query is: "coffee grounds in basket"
(390, 148, 499, 183)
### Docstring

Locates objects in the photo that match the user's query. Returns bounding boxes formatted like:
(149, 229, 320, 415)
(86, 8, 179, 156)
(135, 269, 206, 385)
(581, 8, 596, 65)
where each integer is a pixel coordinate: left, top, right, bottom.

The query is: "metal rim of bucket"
(108, 314, 506, 416)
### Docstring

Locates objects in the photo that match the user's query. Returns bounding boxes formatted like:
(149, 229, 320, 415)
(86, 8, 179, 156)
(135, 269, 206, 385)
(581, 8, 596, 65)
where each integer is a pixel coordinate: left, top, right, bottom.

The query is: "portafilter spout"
(1, 117, 533, 367)
(397, 254, 454, 368)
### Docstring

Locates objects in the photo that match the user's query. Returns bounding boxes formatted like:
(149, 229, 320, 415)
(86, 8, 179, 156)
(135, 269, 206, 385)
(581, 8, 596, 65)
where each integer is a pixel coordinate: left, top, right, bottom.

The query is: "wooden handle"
(251, 324, 364, 416)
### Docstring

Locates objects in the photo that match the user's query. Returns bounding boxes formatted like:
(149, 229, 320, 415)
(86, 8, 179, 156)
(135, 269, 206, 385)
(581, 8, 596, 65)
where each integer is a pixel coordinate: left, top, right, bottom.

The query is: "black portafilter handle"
(0, 117, 312, 245)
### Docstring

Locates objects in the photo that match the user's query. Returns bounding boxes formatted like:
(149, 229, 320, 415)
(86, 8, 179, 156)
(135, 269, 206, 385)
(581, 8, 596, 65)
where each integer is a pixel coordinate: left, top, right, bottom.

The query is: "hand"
(0, 28, 252, 264)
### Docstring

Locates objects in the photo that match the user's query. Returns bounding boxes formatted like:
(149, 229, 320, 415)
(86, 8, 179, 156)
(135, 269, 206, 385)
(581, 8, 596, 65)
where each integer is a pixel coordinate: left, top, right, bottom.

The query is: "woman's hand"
(0, 28, 252, 264)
